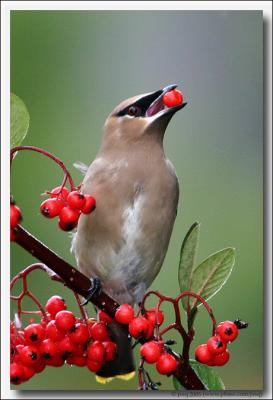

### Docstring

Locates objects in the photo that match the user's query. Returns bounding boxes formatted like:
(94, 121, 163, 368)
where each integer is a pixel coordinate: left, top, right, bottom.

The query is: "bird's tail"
(96, 320, 135, 383)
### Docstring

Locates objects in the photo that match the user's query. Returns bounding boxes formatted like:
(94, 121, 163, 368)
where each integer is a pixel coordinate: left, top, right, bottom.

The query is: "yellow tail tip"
(95, 375, 114, 384)
(116, 371, 136, 381)
(95, 371, 135, 384)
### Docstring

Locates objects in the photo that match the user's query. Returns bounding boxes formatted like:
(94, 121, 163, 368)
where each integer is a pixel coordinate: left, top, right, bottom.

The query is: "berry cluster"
(40, 186, 96, 231)
(195, 320, 244, 367)
(10, 296, 116, 385)
(10, 199, 22, 241)
(114, 304, 178, 375)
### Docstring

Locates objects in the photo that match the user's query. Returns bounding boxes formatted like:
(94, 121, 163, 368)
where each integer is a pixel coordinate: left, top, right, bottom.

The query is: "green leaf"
(190, 247, 235, 308)
(172, 376, 185, 391)
(172, 361, 225, 391)
(190, 359, 225, 390)
(178, 222, 200, 311)
(10, 93, 30, 148)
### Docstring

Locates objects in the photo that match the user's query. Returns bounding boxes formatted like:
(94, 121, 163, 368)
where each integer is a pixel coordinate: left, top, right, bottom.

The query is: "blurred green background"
(10, 11, 263, 390)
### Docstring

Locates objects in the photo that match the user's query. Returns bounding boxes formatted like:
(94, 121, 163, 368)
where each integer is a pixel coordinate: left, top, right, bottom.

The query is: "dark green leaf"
(190, 359, 225, 390)
(10, 93, 30, 148)
(178, 222, 200, 311)
(172, 361, 225, 391)
(190, 247, 235, 308)
(172, 376, 185, 391)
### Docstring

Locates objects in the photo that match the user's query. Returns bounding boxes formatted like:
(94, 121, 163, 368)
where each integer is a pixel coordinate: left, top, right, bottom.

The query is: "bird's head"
(102, 84, 187, 148)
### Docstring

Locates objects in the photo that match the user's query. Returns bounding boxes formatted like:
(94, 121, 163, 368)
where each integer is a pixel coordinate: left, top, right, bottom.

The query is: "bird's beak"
(145, 84, 187, 120)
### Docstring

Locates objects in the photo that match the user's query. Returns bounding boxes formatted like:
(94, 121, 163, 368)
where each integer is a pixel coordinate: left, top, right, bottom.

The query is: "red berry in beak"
(163, 89, 183, 108)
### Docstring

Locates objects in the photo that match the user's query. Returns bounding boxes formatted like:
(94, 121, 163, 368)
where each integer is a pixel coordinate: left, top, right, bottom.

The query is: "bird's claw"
(81, 277, 102, 306)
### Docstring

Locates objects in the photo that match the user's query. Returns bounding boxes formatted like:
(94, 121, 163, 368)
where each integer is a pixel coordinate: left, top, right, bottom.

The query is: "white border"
(1, 1, 272, 399)
(1, 1, 272, 11)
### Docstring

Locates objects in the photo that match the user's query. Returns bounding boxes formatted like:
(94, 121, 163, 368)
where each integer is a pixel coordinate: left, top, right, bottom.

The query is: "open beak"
(145, 84, 187, 119)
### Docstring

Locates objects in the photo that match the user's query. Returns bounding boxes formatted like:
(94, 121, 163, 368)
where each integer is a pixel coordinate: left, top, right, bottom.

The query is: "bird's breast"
(74, 155, 179, 304)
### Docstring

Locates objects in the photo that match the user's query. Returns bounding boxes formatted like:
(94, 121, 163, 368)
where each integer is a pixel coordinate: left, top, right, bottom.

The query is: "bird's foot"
(81, 277, 102, 306)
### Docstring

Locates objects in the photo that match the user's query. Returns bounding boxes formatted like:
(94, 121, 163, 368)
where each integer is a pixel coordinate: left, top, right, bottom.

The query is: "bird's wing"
(73, 161, 89, 175)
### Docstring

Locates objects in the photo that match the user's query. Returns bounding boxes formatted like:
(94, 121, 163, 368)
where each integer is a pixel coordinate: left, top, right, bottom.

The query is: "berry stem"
(72, 290, 89, 324)
(10, 263, 48, 321)
(176, 291, 217, 334)
(10, 146, 77, 191)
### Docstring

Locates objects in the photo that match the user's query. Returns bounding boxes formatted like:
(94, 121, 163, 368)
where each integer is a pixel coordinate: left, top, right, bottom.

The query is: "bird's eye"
(128, 106, 141, 117)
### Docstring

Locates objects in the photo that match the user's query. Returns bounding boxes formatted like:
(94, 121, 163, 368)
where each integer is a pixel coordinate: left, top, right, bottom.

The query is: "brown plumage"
(72, 85, 186, 378)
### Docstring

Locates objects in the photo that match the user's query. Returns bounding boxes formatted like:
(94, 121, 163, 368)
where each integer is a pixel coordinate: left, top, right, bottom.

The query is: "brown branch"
(13, 225, 120, 318)
(13, 224, 205, 390)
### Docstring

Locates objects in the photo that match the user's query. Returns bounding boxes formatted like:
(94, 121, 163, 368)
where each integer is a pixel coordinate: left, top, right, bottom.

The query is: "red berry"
(67, 191, 86, 210)
(195, 344, 213, 364)
(73, 344, 85, 356)
(102, 341, 117, 362)
(67, 355, 87, 367)
(86, 359, 102, 372)
(24, 324, 45, 344)
(115, 304, 135, 324)
(40, 313, 53, 327)
(15, 344, 24, 357)
(10, 321, 15, 334)
(40, 198, 63, 218)
(207, 335, 227, 355)
(39, 339, 58, 362)
(55, 310, 76, 332)
(156, 353, 177, 374)
(216, 321, 238, 343)
(81, 195, 96, 214)
(45, 295, 67, 317)
(87, 318, 96, 332)
(128, 317, 149, 339)
(212, 350, 230, 366)
(140, 341, 162, 364)
(163, 89, 183, 108)
(98, 310, 113, 324)
(145, 320, 155, 339)
(58, 336, 77, 358)
(20, 345, 41, 367)
(69, 323, 89, 345)
(45, 320, 65, 341)
(58, 206, 80, 231)
(10, 362, 25, 385)
(34, 360, 46, 373)
(10, 204, 22, 228)
(90, 322, 109, 341)
(46, 354, 65, 367)
(16, 331, 26, 345)
(87, 341, 105, 363)
(50, 186, 70, 200)
(22, 365, 35, 381)
(146, 308, 164, 326)
(10, 228, 17, 241)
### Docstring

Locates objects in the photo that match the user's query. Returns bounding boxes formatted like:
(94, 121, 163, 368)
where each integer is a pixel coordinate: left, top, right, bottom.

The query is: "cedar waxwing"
(72, 85, 186, 381)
